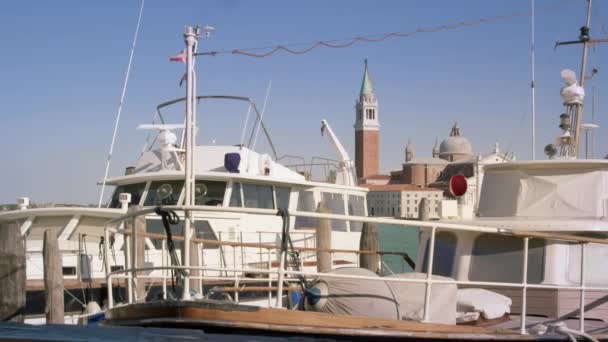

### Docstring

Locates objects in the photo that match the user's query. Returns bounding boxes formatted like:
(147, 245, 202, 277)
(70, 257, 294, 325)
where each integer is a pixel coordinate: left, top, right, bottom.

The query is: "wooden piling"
(126, 205, 146, 301)
(359, 222, 380, 273)
(43, 229, 64, 324)
(419, 198, 430, 221)
(0, 222, 26, 322)
(316, 202, 332, 273)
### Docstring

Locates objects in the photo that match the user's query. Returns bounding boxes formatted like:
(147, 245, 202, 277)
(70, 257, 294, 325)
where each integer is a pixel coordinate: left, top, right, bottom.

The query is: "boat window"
(242, 183, 274, 209)
(146, 219, 218, 250)
(348, 195, 366, 232)
(144, 180, 184, 206)
(194, 180, 226, 206)
(422, 231, 457, 277)
(469, 234, 544, 284)
(568, 242, 608, 285)
(229, 182, 242, 207)
(109, 183, 146, 208)
(321, 192, 346, 231)
(295, 190, 316, 229)
(275, 186, 291, 211)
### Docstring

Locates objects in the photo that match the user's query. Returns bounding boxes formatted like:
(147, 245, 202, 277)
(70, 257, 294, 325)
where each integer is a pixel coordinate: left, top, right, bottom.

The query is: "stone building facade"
(365, 184, 443, 219)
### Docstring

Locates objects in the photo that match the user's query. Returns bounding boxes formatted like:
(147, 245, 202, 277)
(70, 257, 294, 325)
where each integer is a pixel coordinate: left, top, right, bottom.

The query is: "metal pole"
(104, 228, 113, 308)
(531, 0, 536, 160)
(125, 233, 133, 304)
(573, 0, 593, 157)
(580, 243, 586, 332)
(98, 0, 145, 207)
(161, 240, 167, 300)
(520, 237, 529, 334)
(182, 26, 198, 300)
(585, 130, 589, 159)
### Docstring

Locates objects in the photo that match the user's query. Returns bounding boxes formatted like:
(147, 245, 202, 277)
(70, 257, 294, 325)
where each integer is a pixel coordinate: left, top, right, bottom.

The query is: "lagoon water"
(377, 224, 419, 273)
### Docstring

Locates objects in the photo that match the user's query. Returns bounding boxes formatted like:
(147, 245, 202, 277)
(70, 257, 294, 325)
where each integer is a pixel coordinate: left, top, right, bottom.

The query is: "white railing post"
(234, 273, 240, 304)
(267, 248, 272, 306)
(198, 243, 204, 295)
(423, 226, 436, 322)
(125, 229, 133, 304)
(580, 243, 586, 333)
(130, 216, 138, 302)
(104, 228, 113, 308)
(161, 239, 167, 300)
(520, 237, 529, 334)
(275, 250, 286, 308)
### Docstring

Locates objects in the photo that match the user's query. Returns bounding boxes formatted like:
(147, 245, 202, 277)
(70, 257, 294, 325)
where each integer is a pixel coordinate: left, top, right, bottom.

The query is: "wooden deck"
(103, 300, 601, 340)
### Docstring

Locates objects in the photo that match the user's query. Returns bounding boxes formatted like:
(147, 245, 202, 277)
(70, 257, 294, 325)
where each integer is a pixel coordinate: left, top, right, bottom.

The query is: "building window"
(469, 234, 544, 284)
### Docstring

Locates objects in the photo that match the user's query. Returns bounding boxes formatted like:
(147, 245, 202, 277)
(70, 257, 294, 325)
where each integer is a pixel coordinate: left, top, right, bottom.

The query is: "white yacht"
(0, 75, 368, 324)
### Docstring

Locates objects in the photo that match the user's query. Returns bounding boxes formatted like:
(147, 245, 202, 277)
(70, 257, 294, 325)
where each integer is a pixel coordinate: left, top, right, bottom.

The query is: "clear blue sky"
(1, 0, 606, 204)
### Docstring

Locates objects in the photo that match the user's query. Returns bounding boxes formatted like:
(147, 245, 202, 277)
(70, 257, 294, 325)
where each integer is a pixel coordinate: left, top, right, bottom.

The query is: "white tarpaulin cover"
(478, 166, 608, 218)
(305, 268, 457, 324)
(457, 288, 511, 320)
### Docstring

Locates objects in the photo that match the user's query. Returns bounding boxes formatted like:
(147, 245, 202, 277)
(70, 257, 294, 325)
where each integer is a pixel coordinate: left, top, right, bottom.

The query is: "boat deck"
(103, 300, 608, 340)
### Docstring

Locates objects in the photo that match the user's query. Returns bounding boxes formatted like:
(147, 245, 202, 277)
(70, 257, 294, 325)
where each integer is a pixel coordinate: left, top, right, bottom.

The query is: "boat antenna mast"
(553, 0, 606, 158)
(97, 0, 145, 207)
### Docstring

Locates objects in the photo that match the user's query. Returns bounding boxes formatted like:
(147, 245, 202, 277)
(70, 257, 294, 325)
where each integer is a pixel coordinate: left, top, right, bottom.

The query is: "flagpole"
(531, 0, 536, 160)
(98, 0, 145, 207)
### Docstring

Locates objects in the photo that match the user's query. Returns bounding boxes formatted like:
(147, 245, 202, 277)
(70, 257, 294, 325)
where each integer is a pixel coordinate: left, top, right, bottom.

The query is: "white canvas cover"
(478, 166, 608, 218)
(305, 268, 457, 324)
(385, 272, 457, 324)
(457, 288, 511, 320)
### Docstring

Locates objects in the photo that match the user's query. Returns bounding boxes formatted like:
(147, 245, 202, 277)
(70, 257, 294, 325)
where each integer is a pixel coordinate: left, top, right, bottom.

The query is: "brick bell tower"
(355, 59, 380, 181)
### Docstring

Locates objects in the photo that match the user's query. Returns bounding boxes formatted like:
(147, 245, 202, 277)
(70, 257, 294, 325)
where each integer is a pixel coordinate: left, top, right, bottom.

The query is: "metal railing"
(103, 204, 608, 335)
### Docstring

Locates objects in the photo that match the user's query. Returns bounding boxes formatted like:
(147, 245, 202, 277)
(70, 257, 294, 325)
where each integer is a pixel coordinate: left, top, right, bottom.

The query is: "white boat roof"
(477, 159, 608, 223)
(104, 145, 368, 192)
(446, 216, 608, 233)
(0, 207, 123, 221)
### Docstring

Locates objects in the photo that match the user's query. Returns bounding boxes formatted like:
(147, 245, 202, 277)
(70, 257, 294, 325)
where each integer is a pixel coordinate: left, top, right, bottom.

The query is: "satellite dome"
(439, 122, 473, 161)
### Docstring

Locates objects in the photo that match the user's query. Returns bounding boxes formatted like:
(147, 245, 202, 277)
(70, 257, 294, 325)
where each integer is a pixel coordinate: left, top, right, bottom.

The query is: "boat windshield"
(109, 183, 146, 208)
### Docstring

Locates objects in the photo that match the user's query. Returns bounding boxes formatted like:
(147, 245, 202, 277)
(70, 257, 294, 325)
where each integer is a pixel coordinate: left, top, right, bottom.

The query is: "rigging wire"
(196, 1, 570, 59)
(98, 0, 145, 207)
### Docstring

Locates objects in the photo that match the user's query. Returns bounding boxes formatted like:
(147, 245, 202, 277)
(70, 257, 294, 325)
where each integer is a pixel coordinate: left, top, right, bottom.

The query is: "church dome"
(439, 122, 473, 161)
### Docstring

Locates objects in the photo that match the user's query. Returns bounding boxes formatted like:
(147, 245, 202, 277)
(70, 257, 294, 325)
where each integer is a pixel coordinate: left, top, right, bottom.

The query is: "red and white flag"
(169, 50, 186, 63)
(179, 73, 187, 87)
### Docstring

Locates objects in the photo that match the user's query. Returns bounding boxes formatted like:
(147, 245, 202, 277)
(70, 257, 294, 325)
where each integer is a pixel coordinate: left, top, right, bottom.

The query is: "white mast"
(573, 0, 593, 157)
(182, 25, 199, 300)
(531, 0, 536, 160)
(98, 0, 145, 207)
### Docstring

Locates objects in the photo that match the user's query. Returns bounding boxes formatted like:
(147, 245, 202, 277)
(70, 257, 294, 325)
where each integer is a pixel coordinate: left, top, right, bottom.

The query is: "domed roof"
(439, 122, 473, 158)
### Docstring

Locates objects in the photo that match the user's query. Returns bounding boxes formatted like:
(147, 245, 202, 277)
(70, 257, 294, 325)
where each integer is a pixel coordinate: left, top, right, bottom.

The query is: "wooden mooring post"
(43, 229, 64, 324)
(0, 222, 26, 322)
(316, 202, 332, 273)
(359, 222, 380, 273)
